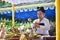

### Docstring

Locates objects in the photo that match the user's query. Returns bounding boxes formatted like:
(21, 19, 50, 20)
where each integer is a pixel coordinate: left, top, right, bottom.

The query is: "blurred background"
(0, 0, 55, 36)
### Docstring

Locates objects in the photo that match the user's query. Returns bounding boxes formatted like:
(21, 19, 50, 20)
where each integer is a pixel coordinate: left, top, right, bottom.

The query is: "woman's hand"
(33, 23, 40, 28)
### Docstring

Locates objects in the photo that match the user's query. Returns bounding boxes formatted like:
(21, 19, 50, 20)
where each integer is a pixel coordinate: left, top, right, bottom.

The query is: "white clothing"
(0, 30, 3, 37)
(31, 18, 50, 35)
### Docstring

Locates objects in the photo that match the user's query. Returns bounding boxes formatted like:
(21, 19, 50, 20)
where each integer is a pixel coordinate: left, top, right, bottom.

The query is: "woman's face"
(37, 11, 44, 19)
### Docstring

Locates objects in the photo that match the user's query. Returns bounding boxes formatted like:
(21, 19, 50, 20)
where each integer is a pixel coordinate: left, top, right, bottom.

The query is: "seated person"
(31, 7, 50, 40)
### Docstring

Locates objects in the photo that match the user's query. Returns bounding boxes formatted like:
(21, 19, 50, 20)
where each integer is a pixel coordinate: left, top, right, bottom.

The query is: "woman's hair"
(37, 7, 45, 13)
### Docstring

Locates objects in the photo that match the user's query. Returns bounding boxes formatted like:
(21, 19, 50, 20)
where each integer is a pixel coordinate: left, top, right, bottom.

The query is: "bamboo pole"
(0, 2, 55, 11)
(12, 4, 14, 27)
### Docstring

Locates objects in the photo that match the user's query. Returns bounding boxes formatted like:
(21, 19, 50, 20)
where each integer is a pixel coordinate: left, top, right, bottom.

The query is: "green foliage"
(0, 19, 20, 29)
(0, 19, 32, 31)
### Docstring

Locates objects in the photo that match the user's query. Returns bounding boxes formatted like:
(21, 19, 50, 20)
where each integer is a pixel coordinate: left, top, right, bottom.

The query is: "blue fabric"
(0, 7, 55, 21)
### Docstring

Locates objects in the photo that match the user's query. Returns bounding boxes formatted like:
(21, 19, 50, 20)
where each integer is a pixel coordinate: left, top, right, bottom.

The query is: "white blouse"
(31, 18, 50, 35)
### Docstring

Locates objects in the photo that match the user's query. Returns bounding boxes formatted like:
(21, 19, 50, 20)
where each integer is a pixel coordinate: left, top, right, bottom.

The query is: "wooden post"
(56, 0, 60, 40)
